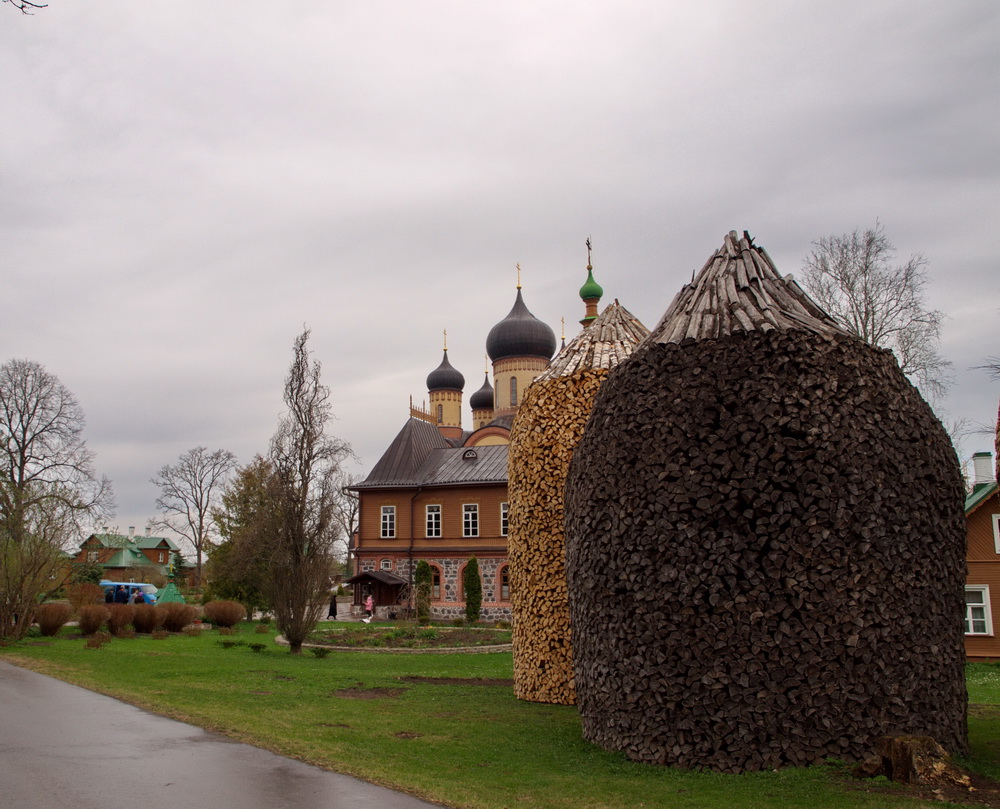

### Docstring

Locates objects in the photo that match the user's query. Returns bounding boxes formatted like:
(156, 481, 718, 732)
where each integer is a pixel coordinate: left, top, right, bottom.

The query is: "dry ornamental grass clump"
(158, 603, 199, 632)
(76, 605, 109, 636)
(563, 232, 967, 772)
(35, 603, 73, 636)
(202, 600, 247, 628)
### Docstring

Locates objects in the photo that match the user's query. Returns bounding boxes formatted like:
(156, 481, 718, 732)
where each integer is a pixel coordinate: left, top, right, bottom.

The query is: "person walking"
(364, 594, 374, 622)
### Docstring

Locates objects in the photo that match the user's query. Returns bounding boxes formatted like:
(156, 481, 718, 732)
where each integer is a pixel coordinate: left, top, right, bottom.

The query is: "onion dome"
(426, 349, 464, 392)
(469, 373, 494, 410)
(579, 267, 604, 302)
(486, 288, 557, 362)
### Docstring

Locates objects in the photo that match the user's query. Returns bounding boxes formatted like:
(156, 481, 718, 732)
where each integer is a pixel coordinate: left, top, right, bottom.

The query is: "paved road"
(0, 660, 444, 809)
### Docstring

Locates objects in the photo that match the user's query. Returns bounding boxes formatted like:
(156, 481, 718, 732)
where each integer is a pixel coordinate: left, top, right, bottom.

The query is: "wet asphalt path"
(0, 660, 444, 809)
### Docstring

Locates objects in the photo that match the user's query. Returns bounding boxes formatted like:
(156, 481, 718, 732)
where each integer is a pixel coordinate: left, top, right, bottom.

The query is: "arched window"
(431, 565, 442, 600)
(498, 564, 510, 601)
(510, 377, 517, 407)
(436, 404, 443, 423)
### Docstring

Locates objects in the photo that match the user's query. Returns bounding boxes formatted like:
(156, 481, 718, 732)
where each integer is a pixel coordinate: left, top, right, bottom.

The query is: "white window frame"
(380, 505, 396, 539)
(426, 504, 442, 538)
(500, 502, 509, 537)
(965, 585, 993, 636)
(380, 558, 392, 571)
(992, 513, 1000, 555)
(463, 503, 479, 538)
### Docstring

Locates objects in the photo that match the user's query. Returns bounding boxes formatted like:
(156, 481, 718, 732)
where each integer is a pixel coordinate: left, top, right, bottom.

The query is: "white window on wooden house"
(426, 504, 441, 538)
(993, 514, 1000, 554)
(381, 505, 396, 538)
(463, 503, 479, 537)
(500, 502, 509, 537)
(965, 586, 993, 635)
(158, 551, 166, 563)
(86, 550, 99, 563)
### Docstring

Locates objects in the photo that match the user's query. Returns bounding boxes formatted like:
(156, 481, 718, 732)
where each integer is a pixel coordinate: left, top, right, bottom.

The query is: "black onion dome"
(469, 373, 494, 410)
(486, 288, 557, 362)
(426, 350, 464, 392)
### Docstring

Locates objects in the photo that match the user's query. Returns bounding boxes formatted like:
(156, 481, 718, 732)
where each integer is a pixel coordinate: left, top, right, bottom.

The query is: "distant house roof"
(966, 482, 999, 516)
(351, 418, 508, 490)
(81, 532, 182, 572)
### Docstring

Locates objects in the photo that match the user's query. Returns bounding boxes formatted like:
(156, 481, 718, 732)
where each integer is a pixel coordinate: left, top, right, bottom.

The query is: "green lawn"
(1, 624, 996, 809)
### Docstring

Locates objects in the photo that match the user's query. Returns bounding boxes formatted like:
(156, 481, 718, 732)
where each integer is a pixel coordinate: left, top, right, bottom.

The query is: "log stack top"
(648, 230, 850, 345)
(537, 300, 649, 381)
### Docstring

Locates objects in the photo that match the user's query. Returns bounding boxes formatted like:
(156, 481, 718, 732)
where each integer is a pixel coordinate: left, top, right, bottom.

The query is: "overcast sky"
(2, 2, 998, 543)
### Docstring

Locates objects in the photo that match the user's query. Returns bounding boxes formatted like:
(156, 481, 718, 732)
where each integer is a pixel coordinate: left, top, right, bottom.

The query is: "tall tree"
(800, 222, 951, 400)
(208, 455, 277, 616)
(0, 359, 113, 639)
(463, 556, 482, 623)
(267, 330, 353, 654)
(149, 446, 237, 586)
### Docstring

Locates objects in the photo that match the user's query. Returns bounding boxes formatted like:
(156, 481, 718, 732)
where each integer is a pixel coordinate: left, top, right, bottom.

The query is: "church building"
(348, 261, 604, 620)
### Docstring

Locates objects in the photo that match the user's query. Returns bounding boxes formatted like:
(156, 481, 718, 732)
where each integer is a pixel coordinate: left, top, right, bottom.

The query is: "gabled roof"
(414, 445, 508, 486)
(356, 418, 452, 487)
(345, 569, 408, 586)
(966, 482, 999, 516)
(133, 535, 180, 551)
(352, 418, 509, 490)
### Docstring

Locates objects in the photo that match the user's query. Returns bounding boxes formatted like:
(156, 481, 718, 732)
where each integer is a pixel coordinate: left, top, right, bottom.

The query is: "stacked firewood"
(508, 301, 648, 705)
(563, 232, 968, 771)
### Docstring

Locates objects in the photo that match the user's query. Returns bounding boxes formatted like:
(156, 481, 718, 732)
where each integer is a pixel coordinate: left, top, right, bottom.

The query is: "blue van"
(100, 580, 158, 605)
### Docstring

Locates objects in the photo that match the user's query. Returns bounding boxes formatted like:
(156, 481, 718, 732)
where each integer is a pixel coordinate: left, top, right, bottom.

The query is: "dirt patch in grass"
(334, 686, 408, 699)
(394, 731, 422, 739)
(309, 625, 511, 649)
(400, 676, 513, 687)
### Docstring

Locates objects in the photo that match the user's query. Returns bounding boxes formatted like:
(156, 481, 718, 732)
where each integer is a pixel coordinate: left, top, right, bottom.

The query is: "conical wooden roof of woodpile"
(537, 299, 649, 381)
(649, 230, 849, 344)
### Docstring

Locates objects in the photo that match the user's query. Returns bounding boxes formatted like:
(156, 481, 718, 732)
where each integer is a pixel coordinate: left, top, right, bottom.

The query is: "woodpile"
(508, 301, 648, 705)
(563, 231, 968, 771)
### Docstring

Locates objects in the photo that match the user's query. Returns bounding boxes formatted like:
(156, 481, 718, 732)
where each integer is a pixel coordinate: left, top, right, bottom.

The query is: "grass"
(1, 624, 995, 809)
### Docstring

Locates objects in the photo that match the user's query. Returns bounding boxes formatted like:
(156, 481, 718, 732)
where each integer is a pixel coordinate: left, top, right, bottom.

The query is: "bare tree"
(331, 471, 360, 567)
(0, 359, 112, 639)
(267, 329, 353, 653)
(801, 222, 952, 400)
(148, 446, 237, 586)
(2, 0, 47, 13)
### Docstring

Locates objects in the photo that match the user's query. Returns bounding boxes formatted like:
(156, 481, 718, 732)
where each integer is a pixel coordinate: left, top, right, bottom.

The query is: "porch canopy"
(344, 569, 407, 608)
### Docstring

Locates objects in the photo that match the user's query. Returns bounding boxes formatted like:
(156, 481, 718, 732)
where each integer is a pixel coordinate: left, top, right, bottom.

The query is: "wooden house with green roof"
(72, 530, 182, 582)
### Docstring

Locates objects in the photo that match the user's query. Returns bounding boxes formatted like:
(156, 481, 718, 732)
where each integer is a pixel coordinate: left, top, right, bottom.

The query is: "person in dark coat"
(114, 586, 129, 604)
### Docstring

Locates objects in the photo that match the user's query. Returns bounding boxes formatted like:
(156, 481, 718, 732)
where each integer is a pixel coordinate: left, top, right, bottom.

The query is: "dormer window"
(463, 449, 478, 460)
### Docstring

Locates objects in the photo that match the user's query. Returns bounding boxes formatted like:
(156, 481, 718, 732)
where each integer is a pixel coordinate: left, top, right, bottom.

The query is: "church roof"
(426, 349, 465, 392)
(357, 418, 452, 486)
(353, 418, 508, 489)
(486, 288, 557, 362)
(539, 299, 648, 380)
(648, 230, 847, 345)
(469, 373, 494, 410)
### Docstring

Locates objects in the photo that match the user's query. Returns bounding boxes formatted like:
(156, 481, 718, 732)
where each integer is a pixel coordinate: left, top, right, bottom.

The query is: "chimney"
(972, 452, 995, 493)
(145, 526, 151, 536)
(128, 526, 135, 538)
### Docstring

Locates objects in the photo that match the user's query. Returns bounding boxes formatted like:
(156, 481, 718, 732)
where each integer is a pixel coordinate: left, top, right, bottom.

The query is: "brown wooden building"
(965, 451, 1000, 659)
